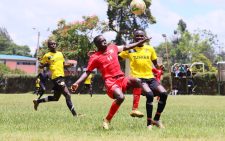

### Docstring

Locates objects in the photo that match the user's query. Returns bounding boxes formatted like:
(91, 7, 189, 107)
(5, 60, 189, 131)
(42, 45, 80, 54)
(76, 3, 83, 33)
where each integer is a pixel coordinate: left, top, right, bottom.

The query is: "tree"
(39, 16, 106, 73)
(105, 0, 156, 44)
(155, 19, 218, 72)
(0, 27, 31, 56)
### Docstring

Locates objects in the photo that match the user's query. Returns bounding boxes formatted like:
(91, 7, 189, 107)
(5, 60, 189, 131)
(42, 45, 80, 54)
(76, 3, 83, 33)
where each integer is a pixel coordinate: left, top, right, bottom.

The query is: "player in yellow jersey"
(33, 39, 77, 117)
(84, 72, 93, 97)
(33, 77, 40, 95)
(119, 30, 168, 129)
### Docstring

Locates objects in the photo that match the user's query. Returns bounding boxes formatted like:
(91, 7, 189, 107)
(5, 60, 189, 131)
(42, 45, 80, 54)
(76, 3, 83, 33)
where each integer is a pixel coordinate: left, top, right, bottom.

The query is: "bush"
(0, 72, 224, 95)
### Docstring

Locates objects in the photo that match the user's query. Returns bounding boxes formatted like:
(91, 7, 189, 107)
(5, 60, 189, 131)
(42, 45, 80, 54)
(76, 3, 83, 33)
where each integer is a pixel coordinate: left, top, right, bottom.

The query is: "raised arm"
(117, 37, 150, 52)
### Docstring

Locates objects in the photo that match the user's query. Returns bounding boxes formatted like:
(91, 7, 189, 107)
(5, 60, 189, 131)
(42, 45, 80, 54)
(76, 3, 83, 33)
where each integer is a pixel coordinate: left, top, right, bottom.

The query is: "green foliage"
(0, 95, 225, 141)
(0, 27, 31, 56)
(40, 16, 106, 70)
(155, 19, 219, 72)
(105, 0, 156, 44)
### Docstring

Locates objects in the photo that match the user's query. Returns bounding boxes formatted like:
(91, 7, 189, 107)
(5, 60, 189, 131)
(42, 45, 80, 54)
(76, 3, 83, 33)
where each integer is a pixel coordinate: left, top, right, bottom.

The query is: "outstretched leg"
(103, 87, 125, 130)
(62, 85, 77, 117)
(33, 91, 61, 111)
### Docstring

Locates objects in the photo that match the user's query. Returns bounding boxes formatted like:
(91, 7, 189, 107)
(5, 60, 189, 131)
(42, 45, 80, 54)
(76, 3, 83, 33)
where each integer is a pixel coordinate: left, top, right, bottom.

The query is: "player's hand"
(156, 64, 164, 70)
(71, 83, 79, 93)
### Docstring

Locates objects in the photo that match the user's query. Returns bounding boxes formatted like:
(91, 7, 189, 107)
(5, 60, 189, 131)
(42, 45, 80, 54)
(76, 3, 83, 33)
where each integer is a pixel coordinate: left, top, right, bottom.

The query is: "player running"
(33, 39, 77, 117)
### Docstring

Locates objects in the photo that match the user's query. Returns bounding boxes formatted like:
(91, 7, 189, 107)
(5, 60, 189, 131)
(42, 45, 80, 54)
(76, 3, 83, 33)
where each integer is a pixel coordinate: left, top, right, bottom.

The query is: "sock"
(154, 92, 168, 121)
(66, 99, 77, 116)
(132, 88, 142, 110)
(146, 92, 154, 126)
(106, 101, 120, 121)
(37, 96, 50, 103)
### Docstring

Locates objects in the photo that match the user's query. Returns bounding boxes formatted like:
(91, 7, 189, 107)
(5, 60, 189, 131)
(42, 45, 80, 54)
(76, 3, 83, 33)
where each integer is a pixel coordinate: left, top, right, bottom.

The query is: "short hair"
(47, 39, 56, 46)
(93, 35, 102, 46)
(133, 29, 146, 36)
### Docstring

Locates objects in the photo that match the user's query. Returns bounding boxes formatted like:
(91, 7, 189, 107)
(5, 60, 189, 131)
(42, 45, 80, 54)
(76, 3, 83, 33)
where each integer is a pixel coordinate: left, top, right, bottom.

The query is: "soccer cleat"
(33, 100, 39, 111)
(152, 120, 165, 129)
(103, 118, 110, 130)
(130, 110, 144, 118)
(147, 125, 153, 130)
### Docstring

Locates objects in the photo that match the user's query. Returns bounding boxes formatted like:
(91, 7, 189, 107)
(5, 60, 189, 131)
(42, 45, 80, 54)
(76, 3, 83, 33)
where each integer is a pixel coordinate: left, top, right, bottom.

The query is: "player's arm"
(152, 60, 164, 70)
(117, 37, 150, 52)
(39, 55, 50, 69)
(71, 71, 91, 92)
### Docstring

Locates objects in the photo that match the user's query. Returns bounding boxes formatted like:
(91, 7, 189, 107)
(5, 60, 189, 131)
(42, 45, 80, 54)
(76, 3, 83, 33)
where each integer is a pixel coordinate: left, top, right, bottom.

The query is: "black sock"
(154, 92, 168, 121)
(66, 99, 77, 116)
(146, 92, 154, 126)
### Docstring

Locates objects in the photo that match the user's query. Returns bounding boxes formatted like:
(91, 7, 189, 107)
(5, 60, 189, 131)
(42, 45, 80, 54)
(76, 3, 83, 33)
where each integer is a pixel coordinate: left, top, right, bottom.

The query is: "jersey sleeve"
(151, 47, 157, 61)
(40, 54, 48, 65)
(119, 50, 129, 59)
(86, 55, 97, 72)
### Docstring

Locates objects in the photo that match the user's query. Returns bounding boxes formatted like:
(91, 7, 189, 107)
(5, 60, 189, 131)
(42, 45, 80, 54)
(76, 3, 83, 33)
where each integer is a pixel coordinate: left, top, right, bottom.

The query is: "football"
(130, 0, 146, 15)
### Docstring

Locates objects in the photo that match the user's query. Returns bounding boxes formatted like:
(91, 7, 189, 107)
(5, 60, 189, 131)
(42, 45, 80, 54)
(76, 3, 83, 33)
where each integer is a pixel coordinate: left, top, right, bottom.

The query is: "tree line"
(1, 0, 224, 73)
(0, 27, 31, 57)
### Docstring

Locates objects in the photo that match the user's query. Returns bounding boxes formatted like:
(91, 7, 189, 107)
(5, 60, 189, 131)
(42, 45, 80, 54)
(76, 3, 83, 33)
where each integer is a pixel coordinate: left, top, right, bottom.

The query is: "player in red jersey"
(71, 35, 149, 130)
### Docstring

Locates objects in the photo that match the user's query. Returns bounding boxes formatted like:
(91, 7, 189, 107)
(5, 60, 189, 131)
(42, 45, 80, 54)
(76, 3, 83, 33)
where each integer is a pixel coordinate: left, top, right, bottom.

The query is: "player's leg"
(103, 87, 125, 130)
(151, 80, 168, 128)
(89, 84, 93, 97)
(33, 80, 61, 111)
(130, 88, 144, 118)
(127, 77, 154, 129)
(142, 82, 154, 129)
(59, 79, 77, 117)
(38, 83, 46, 99)
(33, 90, 61, 111)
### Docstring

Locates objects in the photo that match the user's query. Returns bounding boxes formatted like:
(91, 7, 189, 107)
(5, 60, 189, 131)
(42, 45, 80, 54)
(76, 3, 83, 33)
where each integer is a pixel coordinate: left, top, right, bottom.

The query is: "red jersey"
(87, 44, 124, 80)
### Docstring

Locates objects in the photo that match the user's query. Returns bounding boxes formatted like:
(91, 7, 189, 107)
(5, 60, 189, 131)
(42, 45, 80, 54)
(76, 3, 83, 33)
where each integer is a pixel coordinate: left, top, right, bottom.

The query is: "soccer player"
(84, 72, 93, 97)
(79, 72, 94, 97)
(33, 39, 77, 117)
(71, 35, 149, 129)
(118, 30, 168, 129)
(36, 67, 49, 99)
(33, 77, 40, 95)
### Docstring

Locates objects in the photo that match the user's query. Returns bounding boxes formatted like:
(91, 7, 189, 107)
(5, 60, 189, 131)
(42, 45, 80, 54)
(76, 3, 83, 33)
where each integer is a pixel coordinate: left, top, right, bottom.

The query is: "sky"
(0, 0, 225, 55)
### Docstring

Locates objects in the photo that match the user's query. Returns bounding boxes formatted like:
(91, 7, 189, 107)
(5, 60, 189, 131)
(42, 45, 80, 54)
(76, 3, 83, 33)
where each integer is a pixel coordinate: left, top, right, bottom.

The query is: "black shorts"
(140, 78, 160, 96)
(52, 77, 67, 92)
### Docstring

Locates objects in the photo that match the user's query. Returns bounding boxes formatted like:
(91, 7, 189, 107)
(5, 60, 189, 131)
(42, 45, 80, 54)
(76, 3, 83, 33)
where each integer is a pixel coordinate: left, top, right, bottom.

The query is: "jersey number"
(107, 55, 113, 61)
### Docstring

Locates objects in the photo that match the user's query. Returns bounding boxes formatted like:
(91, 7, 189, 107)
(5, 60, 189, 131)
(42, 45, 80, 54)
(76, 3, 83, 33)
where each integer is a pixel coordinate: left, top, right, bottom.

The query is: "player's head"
(47, 39, 57, 52)
(93, 35, 107, 51)
(133, 29, 146, 42)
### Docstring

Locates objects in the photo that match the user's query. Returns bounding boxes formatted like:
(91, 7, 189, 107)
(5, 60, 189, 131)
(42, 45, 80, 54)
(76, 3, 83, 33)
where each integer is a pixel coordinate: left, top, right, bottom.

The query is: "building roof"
(0, 54, 36, 61)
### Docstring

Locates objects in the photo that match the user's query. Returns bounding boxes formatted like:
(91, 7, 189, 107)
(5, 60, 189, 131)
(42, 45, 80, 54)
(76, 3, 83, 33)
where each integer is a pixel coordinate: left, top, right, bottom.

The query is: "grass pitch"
(0, 94, 225, 141)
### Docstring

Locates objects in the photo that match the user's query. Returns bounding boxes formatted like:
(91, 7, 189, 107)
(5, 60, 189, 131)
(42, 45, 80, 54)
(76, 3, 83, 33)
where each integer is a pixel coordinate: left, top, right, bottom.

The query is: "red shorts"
(105, 75, 129, 99)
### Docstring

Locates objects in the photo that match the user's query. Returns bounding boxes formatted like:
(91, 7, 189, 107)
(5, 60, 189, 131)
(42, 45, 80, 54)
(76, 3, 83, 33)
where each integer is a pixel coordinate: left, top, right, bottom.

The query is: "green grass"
(0, 94, 225, 141)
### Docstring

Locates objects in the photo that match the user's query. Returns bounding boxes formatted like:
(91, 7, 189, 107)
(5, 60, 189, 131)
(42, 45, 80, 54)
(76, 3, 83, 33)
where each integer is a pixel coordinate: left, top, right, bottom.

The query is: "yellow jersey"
(119, 44, 157, 79)
(41, 51, 65, 79)
(84, 74, 93, 84)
